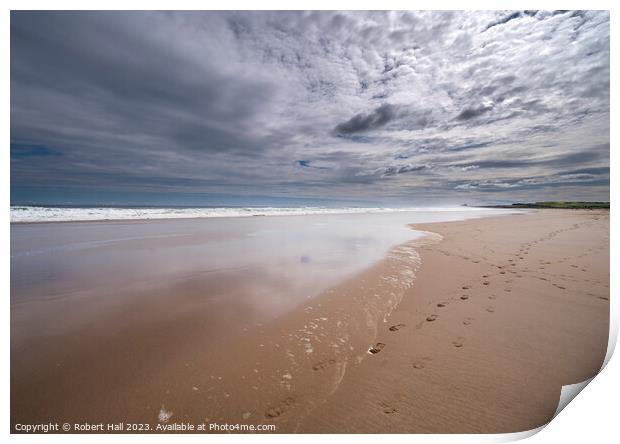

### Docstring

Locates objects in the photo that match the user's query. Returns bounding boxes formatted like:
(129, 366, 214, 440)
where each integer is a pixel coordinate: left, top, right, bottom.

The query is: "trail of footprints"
(371, 219, 608, 416)
(373, 266, 504, 415)
(263, 220, 607, 420)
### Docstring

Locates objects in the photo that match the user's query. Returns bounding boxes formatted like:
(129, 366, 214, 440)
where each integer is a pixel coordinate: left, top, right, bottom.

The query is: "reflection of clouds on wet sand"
(11, 209, 512, 426)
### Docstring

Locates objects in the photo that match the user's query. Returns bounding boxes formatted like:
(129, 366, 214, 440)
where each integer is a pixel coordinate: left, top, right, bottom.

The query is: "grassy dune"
(486, 201, 609, 209)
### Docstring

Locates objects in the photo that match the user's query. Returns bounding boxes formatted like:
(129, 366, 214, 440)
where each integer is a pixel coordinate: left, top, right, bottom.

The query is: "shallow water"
(11, 208, 516, 425)
(11, 209, 507, 302)
(11, 209, 514, 335)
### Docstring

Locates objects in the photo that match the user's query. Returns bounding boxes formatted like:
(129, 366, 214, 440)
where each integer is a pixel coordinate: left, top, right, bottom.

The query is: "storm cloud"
(456, 103, 495, 121)
(334, 104, 399, 134)
(10, 11, 610, 205)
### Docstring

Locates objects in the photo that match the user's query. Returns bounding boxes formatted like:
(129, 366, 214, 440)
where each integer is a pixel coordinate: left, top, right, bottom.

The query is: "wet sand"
(11, 209, 609, 433)
(299, 209, 610, 433)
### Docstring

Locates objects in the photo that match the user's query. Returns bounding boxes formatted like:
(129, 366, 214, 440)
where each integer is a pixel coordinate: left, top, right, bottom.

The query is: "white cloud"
(11, 11, 610, 204)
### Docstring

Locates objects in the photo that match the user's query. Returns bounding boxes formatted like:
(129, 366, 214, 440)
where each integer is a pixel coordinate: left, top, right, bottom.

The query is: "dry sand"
(11, 209, 609, 433)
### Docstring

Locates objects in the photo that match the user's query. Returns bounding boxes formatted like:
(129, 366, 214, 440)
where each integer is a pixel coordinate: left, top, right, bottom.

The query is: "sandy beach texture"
(11, 209, 609, 433)
(298, 209, 609, 433)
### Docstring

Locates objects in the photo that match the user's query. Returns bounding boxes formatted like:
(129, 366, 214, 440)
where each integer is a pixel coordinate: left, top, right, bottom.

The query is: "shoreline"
(11, 209, 609, 433)
(8, 205, 511, 224)
(298, 209, 609, 433)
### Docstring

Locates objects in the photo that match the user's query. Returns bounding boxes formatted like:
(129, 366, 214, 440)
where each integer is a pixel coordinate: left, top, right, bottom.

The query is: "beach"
(10, 209, 609, 433)
(299, 209, 609, 433)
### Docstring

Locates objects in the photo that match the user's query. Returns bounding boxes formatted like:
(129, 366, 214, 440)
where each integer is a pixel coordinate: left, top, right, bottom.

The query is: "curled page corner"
(552, 377, 594, 420)
(494, 377, 595, 443)
(547, 329, 617, 424)
(497, 425, 546, 442)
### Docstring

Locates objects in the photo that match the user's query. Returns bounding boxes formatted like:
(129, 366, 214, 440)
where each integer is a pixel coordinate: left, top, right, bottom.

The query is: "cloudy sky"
(11, 11, 609, 206)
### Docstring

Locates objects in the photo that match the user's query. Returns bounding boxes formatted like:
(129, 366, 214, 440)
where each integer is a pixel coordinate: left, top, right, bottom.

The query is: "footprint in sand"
(486, 306, 495, 313)
(437, 302, 448, 308)
(483, 281, 490, 286)
(488, 295, 496, 300)
(426, 314, 438, 322)
(500, 271, 506, 274)
(265, 397, 296, 419)
(460, 295, 469, 301)
(312, 359, 337, 371)
(412, 357, 432, 369)
(463, 317, 474, 325)
(462, 286, 470, 290)
(368, 343, 386, 354)
(482, 274, 489, 278)
(388, 323, 406, 332)
(380, 402, 398, 414)
(452, 339, 464, 348)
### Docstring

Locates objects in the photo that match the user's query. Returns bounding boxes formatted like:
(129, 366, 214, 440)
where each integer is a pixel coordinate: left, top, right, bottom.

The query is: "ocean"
(11, 204, 496, 223)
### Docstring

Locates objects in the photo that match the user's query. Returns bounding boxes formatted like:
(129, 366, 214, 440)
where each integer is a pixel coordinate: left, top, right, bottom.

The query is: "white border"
(3, 2, 616, 443)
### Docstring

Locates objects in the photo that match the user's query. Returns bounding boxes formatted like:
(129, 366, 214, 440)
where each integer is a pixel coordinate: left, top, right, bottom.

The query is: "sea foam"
(10, 205, 484, 223)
